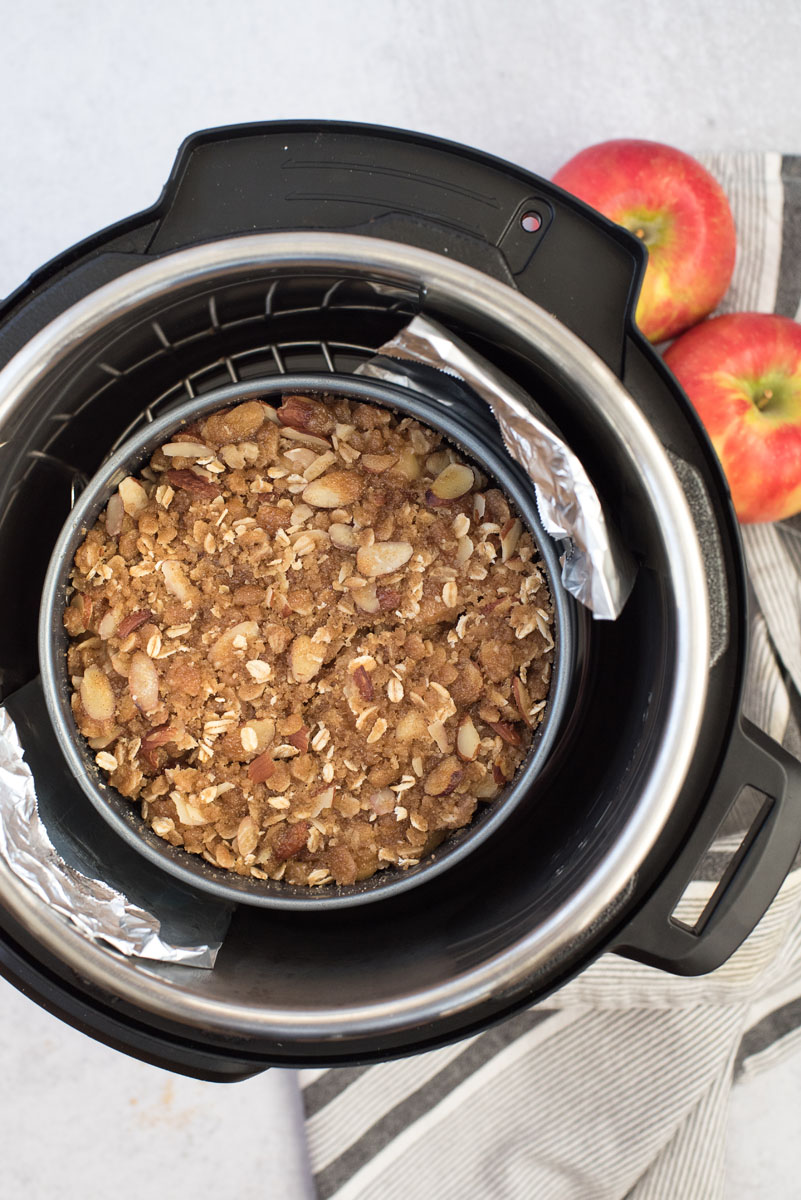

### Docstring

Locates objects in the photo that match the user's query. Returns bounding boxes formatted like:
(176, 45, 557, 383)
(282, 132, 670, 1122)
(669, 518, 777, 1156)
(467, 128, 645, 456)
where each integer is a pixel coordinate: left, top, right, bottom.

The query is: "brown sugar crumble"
(64, 393, 555, 887)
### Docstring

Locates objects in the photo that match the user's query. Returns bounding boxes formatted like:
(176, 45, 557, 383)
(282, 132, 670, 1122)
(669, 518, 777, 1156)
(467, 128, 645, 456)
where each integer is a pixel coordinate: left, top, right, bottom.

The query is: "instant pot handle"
(143, 122, 646, 377)
(0, 123, 647, 378)
(614, 717, 801, 975)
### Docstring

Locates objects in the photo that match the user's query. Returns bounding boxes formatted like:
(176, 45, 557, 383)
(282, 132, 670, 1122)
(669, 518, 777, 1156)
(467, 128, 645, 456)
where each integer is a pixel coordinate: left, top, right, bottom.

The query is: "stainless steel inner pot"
(38, 372, 574, 909)
(0, 232, 708, 1049)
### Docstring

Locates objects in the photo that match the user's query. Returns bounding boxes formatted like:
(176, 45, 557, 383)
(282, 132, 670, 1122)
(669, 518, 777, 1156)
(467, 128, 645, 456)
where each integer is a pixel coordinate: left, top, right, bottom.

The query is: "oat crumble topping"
(64, 393, 554, 887)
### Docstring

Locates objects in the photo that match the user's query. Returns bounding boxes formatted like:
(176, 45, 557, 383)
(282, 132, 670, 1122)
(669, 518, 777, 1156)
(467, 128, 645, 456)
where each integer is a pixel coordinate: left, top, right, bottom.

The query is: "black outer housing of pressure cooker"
(0, 122, 800, 1081)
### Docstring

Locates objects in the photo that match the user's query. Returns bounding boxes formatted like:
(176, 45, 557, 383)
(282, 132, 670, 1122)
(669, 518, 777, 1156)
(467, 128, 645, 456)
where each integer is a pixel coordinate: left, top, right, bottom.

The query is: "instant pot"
(1, 121, 800, 1081)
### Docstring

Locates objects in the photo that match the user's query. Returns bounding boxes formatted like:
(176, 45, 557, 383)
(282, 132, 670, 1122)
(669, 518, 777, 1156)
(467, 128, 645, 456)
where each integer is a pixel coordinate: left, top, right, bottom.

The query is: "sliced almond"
(424, 756, 464, 796)
(353, 665, 374, 701)
(456, 714, 481, 761)
(277, 394, 335, 436)
(290, 502, 314, 525)
(487, 720, 523, 747)
(210, 620, 259, 668)
(292, 533, 317, 557)
(354, 582, 380, 613)
(455, 535, 474, 566)
(427, 719, 451, 754)
(116, 610, 152, 641)
(309, 786, 335, 817)
(80, 665, 116, 721)
(203, 400, 266, 444)
(425, 451, 451, 476)
(247, 718, 275, 753)
(279, 426, 331, 451)
(172, 794, 209, 826)
(512, 676, 534, 727)
(214, 842, 236, 868)
(329, 522, 359, 551)
(160, 560, 198, 605)
(287, 725, 310, 753)
(289, 634, 325, 683)
(98, 609, 120, 640)
(129, 651, 160, 713)
(303, 451, 337, 481)
(493, 763, 508, 786)
(282, 446, 318, 470)
(431, 463, 474, 500)
(424, 490, 456, 508)
(361, 453, 398, 473)
(88, 728, 121, 750)
(162, 441, 212, 459)
(109, 651, 131, 677)
(369, 787, 396, 815)
(273, 820, 311, 861)
(165, 469, 222, 499)
(141, 724, 176, 751)
(356, 540, 413, 578)
(393, 448, 422, 480)
(236, 816, 260, 857)
(118, 477, 149, 517)
(302, 470, 363, 508)
(248, 751, 275, 784)
(105, 493, 124, 536)
(500, 518, 523, 562)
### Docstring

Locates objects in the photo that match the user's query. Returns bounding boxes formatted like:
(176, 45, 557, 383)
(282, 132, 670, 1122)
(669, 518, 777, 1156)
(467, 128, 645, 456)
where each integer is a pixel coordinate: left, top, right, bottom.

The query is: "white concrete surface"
(727, 1055, 801, 1200)
(2, 0, 801, 301)
(2, 1, 801, 1195)
(0, 976, 315, 1200)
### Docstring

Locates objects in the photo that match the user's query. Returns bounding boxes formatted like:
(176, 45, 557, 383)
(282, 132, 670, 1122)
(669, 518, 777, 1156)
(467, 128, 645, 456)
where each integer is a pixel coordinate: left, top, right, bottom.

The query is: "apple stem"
(756, 387, 774, 411)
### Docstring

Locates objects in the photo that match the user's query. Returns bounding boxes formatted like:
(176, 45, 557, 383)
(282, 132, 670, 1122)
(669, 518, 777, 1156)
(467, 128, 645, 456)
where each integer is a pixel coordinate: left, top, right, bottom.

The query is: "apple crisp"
(63, 393, 555, 887)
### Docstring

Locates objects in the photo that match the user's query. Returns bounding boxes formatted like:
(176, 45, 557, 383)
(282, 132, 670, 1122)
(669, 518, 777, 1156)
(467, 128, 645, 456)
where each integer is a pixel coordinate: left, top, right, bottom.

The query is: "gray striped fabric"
(298, 153, 801, 1200)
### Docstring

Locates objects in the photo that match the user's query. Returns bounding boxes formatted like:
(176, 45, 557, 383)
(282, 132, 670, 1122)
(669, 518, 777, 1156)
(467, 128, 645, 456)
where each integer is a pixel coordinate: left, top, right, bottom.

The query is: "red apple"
(553, 139, 736, 343)
(664, 313, 801, 523)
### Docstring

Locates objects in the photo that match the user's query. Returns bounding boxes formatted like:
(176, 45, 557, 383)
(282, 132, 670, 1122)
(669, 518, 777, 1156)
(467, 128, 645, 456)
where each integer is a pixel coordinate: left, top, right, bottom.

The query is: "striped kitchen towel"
(298, 152, 801, 1200)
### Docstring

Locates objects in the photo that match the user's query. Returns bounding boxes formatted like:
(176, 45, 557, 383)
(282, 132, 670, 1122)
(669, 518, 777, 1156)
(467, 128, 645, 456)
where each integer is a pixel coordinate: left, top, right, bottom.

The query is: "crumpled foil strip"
(357, 314, 635, 619)
(0, 705, 224, 966)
